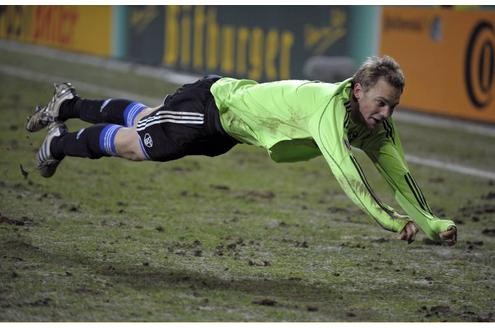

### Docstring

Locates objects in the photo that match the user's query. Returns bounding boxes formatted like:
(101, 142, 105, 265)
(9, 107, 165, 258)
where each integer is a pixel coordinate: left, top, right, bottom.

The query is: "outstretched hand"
(439, 226, 457, 246)
(399, 221, 418, 244)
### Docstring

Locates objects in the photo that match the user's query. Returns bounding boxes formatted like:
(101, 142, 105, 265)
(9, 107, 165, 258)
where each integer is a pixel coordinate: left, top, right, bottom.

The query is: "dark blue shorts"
(136, 76, 238, 162)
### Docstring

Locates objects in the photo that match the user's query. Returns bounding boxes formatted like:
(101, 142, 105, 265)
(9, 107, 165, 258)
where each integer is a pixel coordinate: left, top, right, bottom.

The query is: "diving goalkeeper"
(26, 55, 457, 245)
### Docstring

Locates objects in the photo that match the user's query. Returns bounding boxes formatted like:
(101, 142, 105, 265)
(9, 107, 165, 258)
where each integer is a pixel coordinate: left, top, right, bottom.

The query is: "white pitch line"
(395, 110, 495, 138)
(1, 63, 494, 181)
(0, 64, 162, 106)
(0, 39, 201, 86)
(406, 155, 495, 181)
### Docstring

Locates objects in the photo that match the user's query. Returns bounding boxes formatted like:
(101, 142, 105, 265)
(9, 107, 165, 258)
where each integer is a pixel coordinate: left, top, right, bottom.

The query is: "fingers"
(400, 224, 457, 247)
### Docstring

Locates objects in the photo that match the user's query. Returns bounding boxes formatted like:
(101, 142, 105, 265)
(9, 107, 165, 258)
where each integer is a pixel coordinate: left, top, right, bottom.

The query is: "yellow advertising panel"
(380, 7, 495, 124)
(0, 6, 111, 57)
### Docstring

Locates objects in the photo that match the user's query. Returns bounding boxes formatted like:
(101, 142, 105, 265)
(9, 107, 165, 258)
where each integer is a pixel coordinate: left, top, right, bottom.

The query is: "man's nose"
(379, 106, 393, 119)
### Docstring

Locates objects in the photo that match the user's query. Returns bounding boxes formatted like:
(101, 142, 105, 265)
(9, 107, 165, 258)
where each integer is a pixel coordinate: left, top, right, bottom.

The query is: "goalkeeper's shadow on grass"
(93, 262, 340, 302)
(2, 237, 339, 302)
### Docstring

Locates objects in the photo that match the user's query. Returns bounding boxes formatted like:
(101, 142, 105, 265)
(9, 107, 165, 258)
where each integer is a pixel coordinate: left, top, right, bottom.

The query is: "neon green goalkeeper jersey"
(210, 77, 455, 240)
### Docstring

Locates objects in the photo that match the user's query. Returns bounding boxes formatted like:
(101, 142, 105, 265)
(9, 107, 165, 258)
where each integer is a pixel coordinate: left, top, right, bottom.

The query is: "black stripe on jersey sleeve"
(408, 173, 433, 214)
(404, 173, 428, 212)
(350, 154, 393, 217)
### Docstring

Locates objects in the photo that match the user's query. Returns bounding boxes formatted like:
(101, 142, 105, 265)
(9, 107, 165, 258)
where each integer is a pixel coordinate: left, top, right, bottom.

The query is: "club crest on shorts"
(144, 133, 153, 148)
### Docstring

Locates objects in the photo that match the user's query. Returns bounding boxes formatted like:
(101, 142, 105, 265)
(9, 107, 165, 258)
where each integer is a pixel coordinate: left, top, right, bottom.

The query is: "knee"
(114, 128, 147, 161)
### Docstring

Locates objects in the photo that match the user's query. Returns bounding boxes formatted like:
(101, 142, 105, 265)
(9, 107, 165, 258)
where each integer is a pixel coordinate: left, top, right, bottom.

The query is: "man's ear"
(353, 82, 363, 100)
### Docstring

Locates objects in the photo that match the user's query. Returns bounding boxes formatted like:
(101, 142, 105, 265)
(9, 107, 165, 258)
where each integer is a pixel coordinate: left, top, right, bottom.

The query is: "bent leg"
(49, 105, 156, 162)
(37, 106, 156, 177)
(50, 123, 151, 161)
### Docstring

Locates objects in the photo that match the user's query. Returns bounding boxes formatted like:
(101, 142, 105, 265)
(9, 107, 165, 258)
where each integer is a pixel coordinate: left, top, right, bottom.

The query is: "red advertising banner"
(0, 6, 112, 57)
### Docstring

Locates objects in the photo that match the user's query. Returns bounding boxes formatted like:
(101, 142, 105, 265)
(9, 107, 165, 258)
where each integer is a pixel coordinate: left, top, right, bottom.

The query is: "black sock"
(51, 124, 122, 160)
(59, 97, 148, 126)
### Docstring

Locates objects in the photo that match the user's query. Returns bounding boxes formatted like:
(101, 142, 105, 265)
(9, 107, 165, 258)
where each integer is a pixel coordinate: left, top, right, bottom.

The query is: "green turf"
(1, 46, 494, 321)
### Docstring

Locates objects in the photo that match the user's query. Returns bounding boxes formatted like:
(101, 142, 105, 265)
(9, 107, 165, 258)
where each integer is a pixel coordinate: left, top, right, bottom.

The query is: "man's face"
(352, 78, 401, 129)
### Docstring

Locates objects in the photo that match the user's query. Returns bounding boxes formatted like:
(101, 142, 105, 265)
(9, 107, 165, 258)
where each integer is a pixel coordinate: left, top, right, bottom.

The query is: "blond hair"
(352, 56, 405, 93)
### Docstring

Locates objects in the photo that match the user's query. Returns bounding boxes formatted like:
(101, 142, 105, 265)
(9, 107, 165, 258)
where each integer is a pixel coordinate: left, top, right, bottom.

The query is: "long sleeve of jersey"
(310, 105, 411, 233)
(357, 119, 456, 241)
